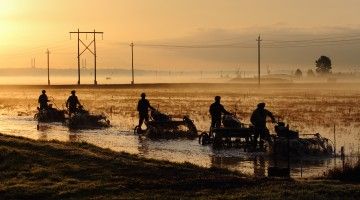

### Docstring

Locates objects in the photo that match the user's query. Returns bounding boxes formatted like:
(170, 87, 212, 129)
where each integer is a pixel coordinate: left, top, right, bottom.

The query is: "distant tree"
(294, 69, 302, 78)
(315, 55, 332, 74)
(307, 69, 315, 77)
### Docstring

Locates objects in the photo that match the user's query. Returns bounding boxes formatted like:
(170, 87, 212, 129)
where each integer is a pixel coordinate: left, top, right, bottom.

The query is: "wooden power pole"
(130, 42, 134, 85)
(256, 35, 262, 85)
(46, 49, 50, 85)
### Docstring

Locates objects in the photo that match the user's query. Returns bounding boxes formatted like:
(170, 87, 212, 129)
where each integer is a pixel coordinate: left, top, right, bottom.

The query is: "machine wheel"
(146, 125, 159, 137)
(183, 116, 197, 136)
(199, 132, 210, 145)
(213, 136, 223, 148)
(133, 126, 140, 134)
(134, 125, 147, 135)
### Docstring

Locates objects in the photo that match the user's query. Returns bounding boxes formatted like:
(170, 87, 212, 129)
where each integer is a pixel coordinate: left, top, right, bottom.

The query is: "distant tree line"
(293, 55, 332, 78)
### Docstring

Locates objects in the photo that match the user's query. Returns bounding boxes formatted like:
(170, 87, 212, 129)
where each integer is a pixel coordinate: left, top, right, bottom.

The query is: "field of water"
(0, 83, 359, 178)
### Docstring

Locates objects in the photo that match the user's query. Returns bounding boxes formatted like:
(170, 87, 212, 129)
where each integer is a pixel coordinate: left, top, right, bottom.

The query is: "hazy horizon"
(1, 0, 360, 72)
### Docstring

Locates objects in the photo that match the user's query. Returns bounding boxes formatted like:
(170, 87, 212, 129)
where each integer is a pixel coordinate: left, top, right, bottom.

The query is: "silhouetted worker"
(137, 93, 155, 130)
(209, 96, 231, 128)
(250, 102, 276, 149)
(38, 90, 49, 110)
(66, 90, 82, 116)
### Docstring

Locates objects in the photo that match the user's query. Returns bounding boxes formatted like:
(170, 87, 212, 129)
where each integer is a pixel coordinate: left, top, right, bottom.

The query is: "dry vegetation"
(326, 161, 360, 182)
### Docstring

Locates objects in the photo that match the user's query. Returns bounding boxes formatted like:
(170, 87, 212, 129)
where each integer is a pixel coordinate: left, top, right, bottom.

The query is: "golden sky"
(1, 0, 360, 70)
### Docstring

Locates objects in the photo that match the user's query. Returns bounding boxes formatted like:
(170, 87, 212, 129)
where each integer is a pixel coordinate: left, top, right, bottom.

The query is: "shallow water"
(0, 84, 359, 178)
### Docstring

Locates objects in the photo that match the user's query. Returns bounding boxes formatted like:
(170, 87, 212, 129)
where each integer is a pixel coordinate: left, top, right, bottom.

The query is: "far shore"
(0, 82, 359, 90)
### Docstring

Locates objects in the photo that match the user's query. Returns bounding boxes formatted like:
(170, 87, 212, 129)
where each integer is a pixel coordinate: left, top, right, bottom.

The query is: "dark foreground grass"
(0, 134, 359, 199)
(326, 161, 360, 182)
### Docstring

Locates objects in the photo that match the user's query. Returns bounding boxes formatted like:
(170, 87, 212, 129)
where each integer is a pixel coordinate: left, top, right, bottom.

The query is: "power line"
(267, 33, 360, 42)
(0, 40, 71, 58)
(115, 32, 360, 49)
(118, 35, 360, 49)
(264, 37, 360, 45)
(263, 39, 360, 48)
(135, 43, 255, 49)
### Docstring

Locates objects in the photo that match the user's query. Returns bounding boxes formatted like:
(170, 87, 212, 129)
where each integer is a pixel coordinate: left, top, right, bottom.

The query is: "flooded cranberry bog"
(0, 83, 359, 178)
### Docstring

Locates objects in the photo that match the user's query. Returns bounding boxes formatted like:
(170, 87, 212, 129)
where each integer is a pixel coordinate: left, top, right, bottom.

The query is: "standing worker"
(209, 96, 231, 129)
(66, 90, 82, 116)
(250, 102, 276, 150)
(137, 93, 155, 130)
(38, 90, 49, 110)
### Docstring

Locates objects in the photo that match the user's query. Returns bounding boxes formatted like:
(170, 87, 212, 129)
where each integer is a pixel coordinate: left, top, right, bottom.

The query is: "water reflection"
(137, 136, 150, 156)
(38, 132, 48, 141)
(37, 124, 52, 132)
(69, 133, 80, 142)
(210, 152, 270, 177)
(253, 156, 266, 177)
(37, 124, 51, 140)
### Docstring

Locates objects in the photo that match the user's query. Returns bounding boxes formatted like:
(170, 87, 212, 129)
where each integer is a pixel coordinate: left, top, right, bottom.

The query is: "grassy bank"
(0, 134, 359, 199)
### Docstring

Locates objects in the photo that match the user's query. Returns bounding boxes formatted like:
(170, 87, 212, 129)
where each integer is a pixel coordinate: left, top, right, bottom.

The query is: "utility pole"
(46, 49, 50, 85)
(77, 29, 80, 84)
(93, 29, 97, 85)
(256, 35, 262, 85)
(70, 29, 103, 85)
(130, 42, 134, 85)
